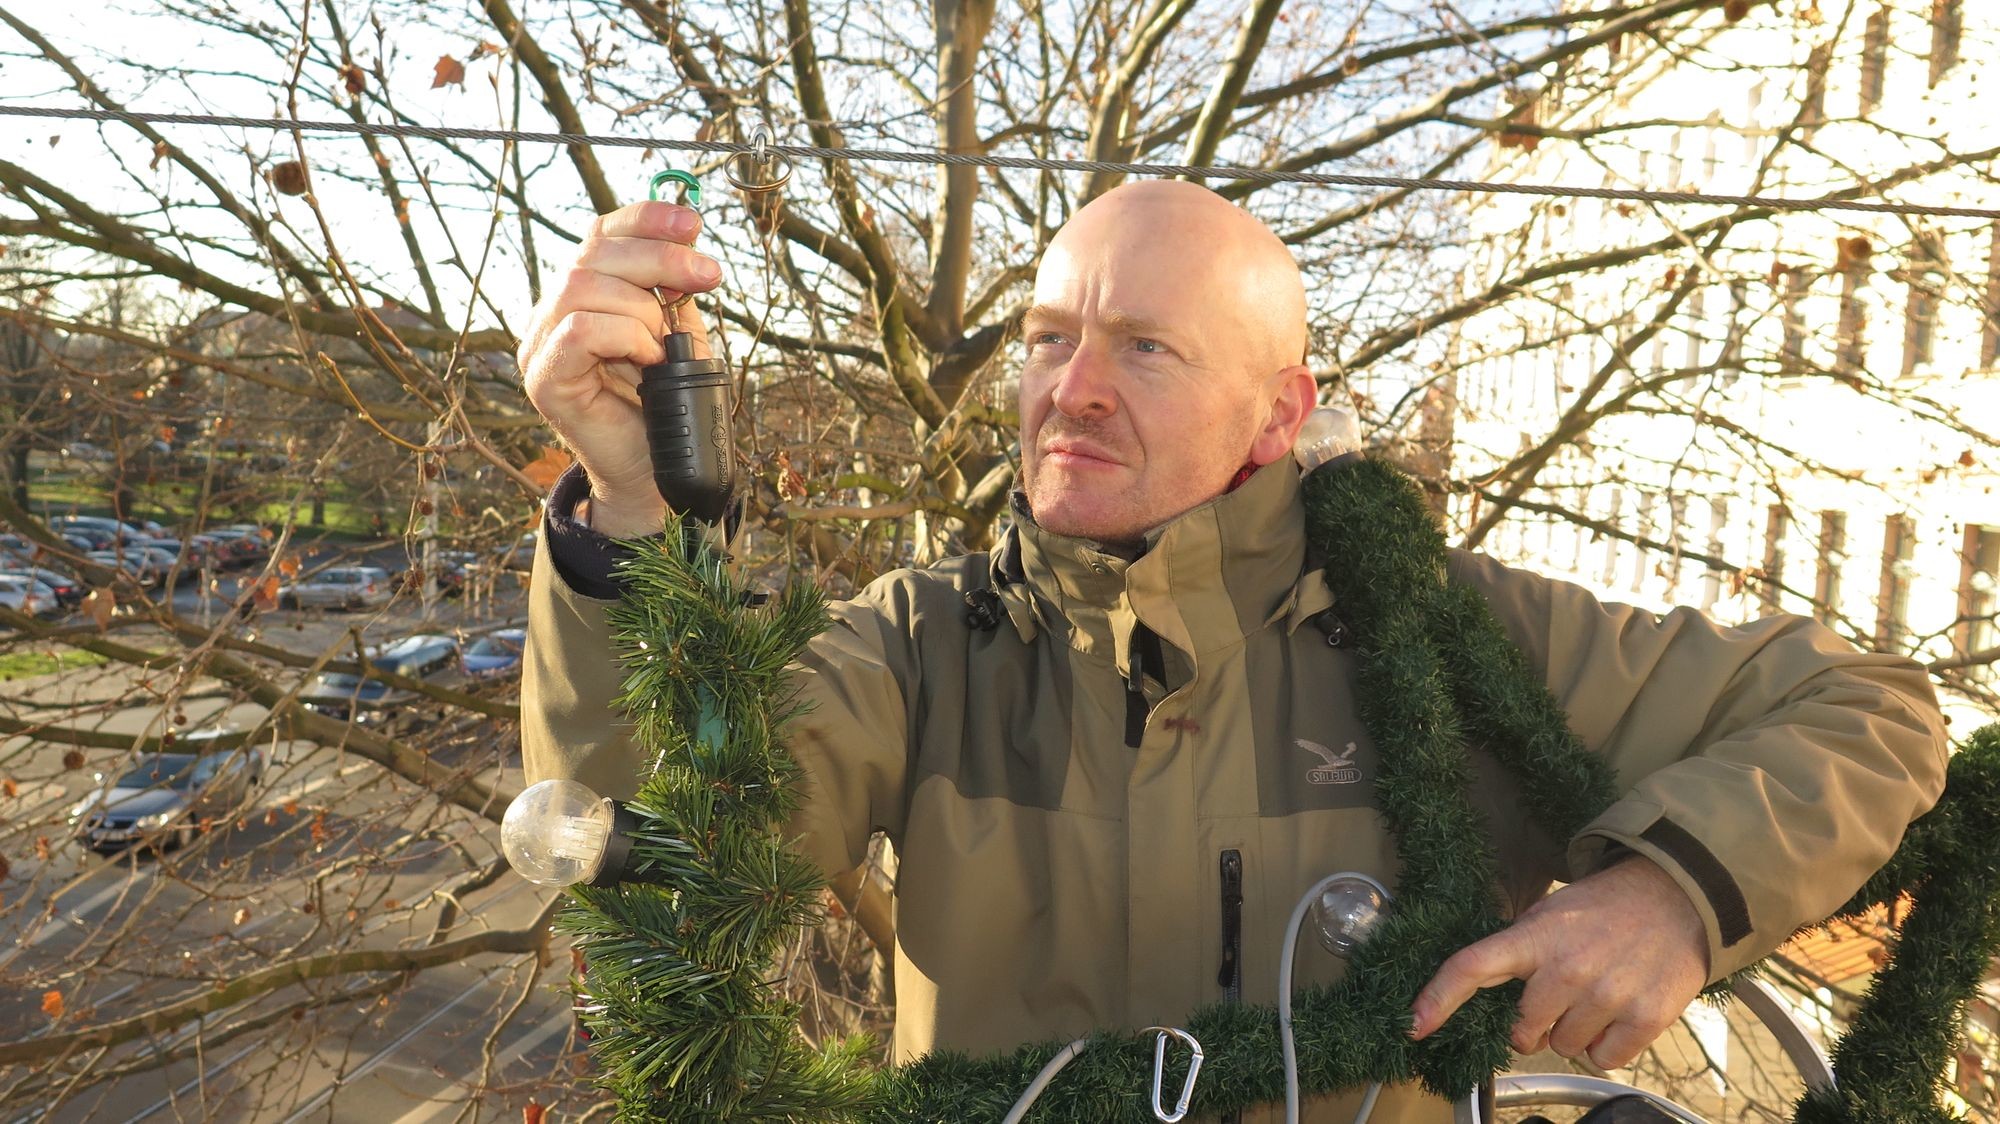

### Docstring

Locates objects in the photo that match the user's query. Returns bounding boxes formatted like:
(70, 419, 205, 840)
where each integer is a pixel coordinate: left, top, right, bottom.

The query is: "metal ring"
(725, 127, 792, 194)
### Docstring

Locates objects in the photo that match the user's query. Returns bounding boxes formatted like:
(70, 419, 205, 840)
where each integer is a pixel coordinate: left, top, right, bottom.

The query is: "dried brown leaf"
(432, 55, 466, 88)
(40, 990, 63, 1019)
(269, 160, 309, 196)
(82, 589, 114, 629)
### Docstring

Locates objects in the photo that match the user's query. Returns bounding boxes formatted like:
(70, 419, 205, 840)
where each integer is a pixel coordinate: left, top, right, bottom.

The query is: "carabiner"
(648, 169, 702, 208)
(1145, 1026, 1204, 1123)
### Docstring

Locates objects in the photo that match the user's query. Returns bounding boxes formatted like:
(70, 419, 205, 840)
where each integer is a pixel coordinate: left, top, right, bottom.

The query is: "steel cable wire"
(4, 102, 2000, 221)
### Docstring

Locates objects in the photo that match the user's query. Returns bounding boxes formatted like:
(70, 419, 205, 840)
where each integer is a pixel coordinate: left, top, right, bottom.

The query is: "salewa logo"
(1298, 738, 1362, 785)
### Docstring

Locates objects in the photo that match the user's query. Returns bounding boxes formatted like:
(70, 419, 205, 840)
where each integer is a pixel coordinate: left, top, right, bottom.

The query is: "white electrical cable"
(1279, 872, 1392, 1124)
(1000, 1037, 1090, 1124)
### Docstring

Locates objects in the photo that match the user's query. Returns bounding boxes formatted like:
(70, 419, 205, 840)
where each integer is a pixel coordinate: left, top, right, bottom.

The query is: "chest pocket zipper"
(1218, 848, 1244, 1124)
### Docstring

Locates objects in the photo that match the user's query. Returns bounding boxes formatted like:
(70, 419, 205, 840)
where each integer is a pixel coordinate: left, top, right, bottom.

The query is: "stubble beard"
(1022, 415, 1149, 544)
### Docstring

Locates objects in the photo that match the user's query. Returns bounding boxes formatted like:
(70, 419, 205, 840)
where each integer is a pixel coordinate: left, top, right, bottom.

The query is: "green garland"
(561, 455, 2000, 1122)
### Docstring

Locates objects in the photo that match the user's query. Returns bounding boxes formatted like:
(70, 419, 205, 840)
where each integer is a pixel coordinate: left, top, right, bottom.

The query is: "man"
(516, 181, 1947, 1120)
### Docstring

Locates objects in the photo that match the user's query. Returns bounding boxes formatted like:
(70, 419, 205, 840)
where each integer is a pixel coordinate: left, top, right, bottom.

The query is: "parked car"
(300, 633, 461, 720)
(51, 516, 153, 548)
(0, 574, 59, 619)
(278, 566, 392, 610)
(401, 551, 475, 598)
(199, 527, 270, 568)
(462, 628, 526, 679)
(87, 550, 161, 589)
(0, 566, 81, 608)
(68, 741, 267, 853)
(59, 525, 117, 551)
(60, 440, 114, 463)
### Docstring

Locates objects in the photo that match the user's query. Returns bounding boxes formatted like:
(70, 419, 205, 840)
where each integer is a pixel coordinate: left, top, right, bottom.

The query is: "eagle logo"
(1297, 738, 1362, 785)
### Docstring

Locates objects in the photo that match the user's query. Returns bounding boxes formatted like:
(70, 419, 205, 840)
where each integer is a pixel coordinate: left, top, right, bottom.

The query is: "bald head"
(1043, 180, 1309, 375)
(1016, 180, 1320, 547)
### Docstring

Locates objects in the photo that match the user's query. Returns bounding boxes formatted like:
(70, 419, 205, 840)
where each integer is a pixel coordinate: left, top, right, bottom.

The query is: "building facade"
(1451, 0, 1999, 732)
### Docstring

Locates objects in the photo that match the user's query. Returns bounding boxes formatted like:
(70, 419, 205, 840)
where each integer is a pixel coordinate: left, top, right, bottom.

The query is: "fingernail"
(693, 255, 722, 284)
(669, 209, 701, 239)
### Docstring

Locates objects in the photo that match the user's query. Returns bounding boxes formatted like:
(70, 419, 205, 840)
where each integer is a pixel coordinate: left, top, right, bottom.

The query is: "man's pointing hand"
(1408, 856, 1711, 1070)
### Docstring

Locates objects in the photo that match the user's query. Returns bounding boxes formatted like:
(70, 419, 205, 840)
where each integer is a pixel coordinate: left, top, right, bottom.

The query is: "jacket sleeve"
(1450, 551, 1950, 981)
(521, 510, 914, 880)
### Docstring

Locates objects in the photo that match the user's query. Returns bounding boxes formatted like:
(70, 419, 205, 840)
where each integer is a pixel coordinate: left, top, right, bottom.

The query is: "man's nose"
(1049, 340, 1117, 419)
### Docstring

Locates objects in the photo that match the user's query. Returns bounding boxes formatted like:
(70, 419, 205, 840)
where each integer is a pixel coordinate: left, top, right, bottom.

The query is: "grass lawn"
(0, 646, 110, 681)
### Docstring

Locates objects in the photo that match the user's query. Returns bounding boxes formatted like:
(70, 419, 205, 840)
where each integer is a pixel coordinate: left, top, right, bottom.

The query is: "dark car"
(196, 527, 270, 568)
(68, 743, 266, 853)
(300, 633, 461, 721)
(461, 628, 525, 679)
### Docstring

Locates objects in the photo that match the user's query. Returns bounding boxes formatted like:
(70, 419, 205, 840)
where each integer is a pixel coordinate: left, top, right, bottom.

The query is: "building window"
(1802, 43, 1832, 137)
(1762, 504, 1789, 615)
(1860, 6, 1890, 114)
(1958, 525, 2000, 668)
(1632, 492, 1657, 594)
(1683, 286, 1706, 374)
(1703, 497, 1729, 610)
(1901, 232, 1945, 375)
(1878, 514, 1916, 650)
(1815, 512, 1847, 626)
(1930, 0, 1962, 88)
(1601, 488, 1625, 588)
(1723, 279, 1748, 383)
(1983, 224, 2000, 369)
(1781, 267, 1810, 370)
(1837, 236, 1874, 374)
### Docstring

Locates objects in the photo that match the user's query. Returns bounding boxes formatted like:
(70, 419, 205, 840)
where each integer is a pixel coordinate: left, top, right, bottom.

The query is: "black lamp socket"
(637, 332, 735, 525)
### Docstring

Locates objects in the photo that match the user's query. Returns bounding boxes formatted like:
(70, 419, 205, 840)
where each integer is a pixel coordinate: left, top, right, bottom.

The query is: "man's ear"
(1247, 365, 1318, 467)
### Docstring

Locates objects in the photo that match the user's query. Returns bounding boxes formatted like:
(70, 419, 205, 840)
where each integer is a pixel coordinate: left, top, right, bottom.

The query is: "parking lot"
(0, 521, 599, 1122)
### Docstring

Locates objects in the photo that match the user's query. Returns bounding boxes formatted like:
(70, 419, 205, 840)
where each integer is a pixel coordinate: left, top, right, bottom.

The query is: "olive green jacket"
(522, 461, 1948, 1122)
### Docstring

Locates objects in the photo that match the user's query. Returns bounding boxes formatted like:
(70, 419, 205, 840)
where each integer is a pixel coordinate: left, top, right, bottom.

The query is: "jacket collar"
(995, 461, 1325, 672)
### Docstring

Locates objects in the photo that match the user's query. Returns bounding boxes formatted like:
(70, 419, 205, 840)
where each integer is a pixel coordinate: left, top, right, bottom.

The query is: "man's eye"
(1134, 338, 1164, 354)
(1031, 332, 1070, 347)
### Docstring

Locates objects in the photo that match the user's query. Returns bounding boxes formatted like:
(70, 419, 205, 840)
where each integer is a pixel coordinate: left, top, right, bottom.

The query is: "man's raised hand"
(1408, 856, 1711, 1071)
(518, 201, 723, 539)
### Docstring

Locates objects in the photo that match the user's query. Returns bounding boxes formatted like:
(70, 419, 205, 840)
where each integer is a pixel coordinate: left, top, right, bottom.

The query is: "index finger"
(1409, 930, 1536, 1040)
(591, 200, 703, 243)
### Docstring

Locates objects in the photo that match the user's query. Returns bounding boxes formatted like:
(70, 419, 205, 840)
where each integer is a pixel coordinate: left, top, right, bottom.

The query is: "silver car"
(0, 573, 59, 619)
(279, 566, 394, 610)
(69, 742, 267, 852)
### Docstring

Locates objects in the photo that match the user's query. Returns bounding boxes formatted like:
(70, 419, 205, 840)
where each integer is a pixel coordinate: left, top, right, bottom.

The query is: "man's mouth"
(1040, 440, 1121, 468)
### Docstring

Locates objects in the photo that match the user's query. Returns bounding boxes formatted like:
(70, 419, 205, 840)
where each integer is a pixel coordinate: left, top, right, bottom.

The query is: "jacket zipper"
(1123, 625, 1166, 748)
(1219, 849, 1243, 1124)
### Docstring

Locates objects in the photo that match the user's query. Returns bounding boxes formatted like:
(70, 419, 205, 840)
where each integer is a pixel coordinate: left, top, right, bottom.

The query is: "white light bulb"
(1312, 874, 1387, 959)
(1293, 405, 1363, 472)
(502, 779, 616, 887)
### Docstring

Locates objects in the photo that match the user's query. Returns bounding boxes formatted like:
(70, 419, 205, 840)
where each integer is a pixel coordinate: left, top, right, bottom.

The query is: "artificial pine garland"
(560, 454, 2000, 1122)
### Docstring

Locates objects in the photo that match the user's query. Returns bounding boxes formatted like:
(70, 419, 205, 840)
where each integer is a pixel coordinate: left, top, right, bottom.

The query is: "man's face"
(1017, 198, 1293, 547)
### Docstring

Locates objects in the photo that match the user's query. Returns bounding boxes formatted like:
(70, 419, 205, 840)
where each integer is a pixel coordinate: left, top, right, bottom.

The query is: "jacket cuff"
(1568, 799, 1753, 982)
(542, 465, 659, 601)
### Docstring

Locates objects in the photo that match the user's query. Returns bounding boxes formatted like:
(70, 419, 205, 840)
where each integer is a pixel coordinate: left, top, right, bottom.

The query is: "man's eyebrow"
(1021, 304, 1169, 337)
(1021, 304, 1072, 329)
(1097, 308, 1169, 337)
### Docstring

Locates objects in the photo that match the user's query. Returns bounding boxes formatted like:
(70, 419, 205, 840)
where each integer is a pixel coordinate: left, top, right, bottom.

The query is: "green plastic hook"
(648, 169, 702, 208)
